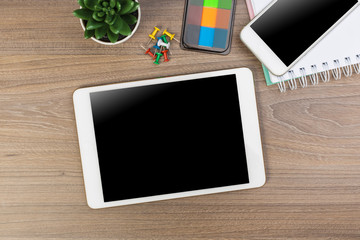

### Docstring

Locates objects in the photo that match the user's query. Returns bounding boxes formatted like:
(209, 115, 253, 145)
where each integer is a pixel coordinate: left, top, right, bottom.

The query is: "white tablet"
(73, 68, 266, 209)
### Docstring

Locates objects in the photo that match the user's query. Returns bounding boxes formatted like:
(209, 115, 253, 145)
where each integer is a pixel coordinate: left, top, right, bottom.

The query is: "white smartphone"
(240, 0, 360, 76)
(73, 68, 266, 209)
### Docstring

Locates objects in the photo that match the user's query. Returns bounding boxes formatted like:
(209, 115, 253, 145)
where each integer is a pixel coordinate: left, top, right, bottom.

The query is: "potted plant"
(73, 0, 140, 45)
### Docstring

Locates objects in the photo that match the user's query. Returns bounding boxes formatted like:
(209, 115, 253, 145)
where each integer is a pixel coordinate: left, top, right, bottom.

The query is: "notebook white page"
(251, 0, 360, 87)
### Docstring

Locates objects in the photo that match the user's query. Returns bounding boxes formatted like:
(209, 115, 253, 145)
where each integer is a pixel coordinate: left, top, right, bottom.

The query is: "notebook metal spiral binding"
(277, 76, 286, 92)
(344, 57, 353, 77)
(288, 71, 297, 90)
(299, 67, 308, 88)
(332, 59, 342, 80)
(320, 62, 330, 82)
(277, 55, 360, 92)
(309, 65, 319, 85)
(354, 55, 360, 74)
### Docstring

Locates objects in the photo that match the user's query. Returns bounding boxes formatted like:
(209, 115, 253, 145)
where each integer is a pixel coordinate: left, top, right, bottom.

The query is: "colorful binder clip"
(140, 45, 155, 58)
(161, 49, 170, 62)
(153, 52, 163, 65)
(163, 29, 180, 43)
(146, 26, 161, 45)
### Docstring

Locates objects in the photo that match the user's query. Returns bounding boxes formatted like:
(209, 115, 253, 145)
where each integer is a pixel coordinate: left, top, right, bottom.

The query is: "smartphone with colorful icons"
(181, 0, 236, 55)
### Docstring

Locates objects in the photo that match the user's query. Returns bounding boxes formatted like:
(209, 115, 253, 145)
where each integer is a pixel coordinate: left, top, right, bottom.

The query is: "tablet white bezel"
(73, 68, 266, 209)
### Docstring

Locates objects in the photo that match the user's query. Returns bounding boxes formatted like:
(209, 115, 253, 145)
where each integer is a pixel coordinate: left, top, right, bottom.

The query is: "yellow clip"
(163, 29, 175, 41)
(149, 27, 161, 40)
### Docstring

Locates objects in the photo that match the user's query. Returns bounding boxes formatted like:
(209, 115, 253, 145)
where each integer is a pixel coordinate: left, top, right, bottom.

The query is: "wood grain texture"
(0, 0, 359, 239)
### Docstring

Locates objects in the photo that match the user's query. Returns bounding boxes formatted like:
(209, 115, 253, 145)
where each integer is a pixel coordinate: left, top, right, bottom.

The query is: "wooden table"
(1, 0, 359, 239)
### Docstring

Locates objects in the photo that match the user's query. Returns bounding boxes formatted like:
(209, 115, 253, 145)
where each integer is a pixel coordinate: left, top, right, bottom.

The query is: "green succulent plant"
(73, 0, 139, 43)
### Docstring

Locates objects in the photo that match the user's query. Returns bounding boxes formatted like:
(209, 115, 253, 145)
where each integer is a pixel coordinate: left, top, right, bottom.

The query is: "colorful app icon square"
(185, 24, 201, 45)
(213, 28, 228, 49)
(218, 0, 232, 10)
(215, 8, 231, 29)
(203, 0, 219, 8)
(201, 7, 218, 28)
(187, 5, 204, 25)
(198, 26, 215, 47)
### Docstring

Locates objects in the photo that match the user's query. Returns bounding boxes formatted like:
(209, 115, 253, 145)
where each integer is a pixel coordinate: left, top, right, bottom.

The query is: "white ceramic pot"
(80, 4, 141, 45)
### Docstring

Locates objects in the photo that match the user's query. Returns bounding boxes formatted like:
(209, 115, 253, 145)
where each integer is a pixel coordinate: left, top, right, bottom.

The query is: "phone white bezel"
(240, 0, 360, 76)
(73, 68, 266, 209)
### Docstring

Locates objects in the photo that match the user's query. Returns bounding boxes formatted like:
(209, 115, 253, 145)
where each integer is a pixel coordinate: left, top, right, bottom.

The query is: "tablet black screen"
(90, 74, 249, 202)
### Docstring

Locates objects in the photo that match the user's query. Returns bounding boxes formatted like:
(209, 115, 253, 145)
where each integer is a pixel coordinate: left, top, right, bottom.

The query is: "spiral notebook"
(245, 0, 360, 92)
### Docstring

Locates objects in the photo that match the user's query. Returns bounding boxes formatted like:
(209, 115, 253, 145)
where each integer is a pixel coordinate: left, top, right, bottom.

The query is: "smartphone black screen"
(251, 0, 358, 66)
(90, 75, 249, 202)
